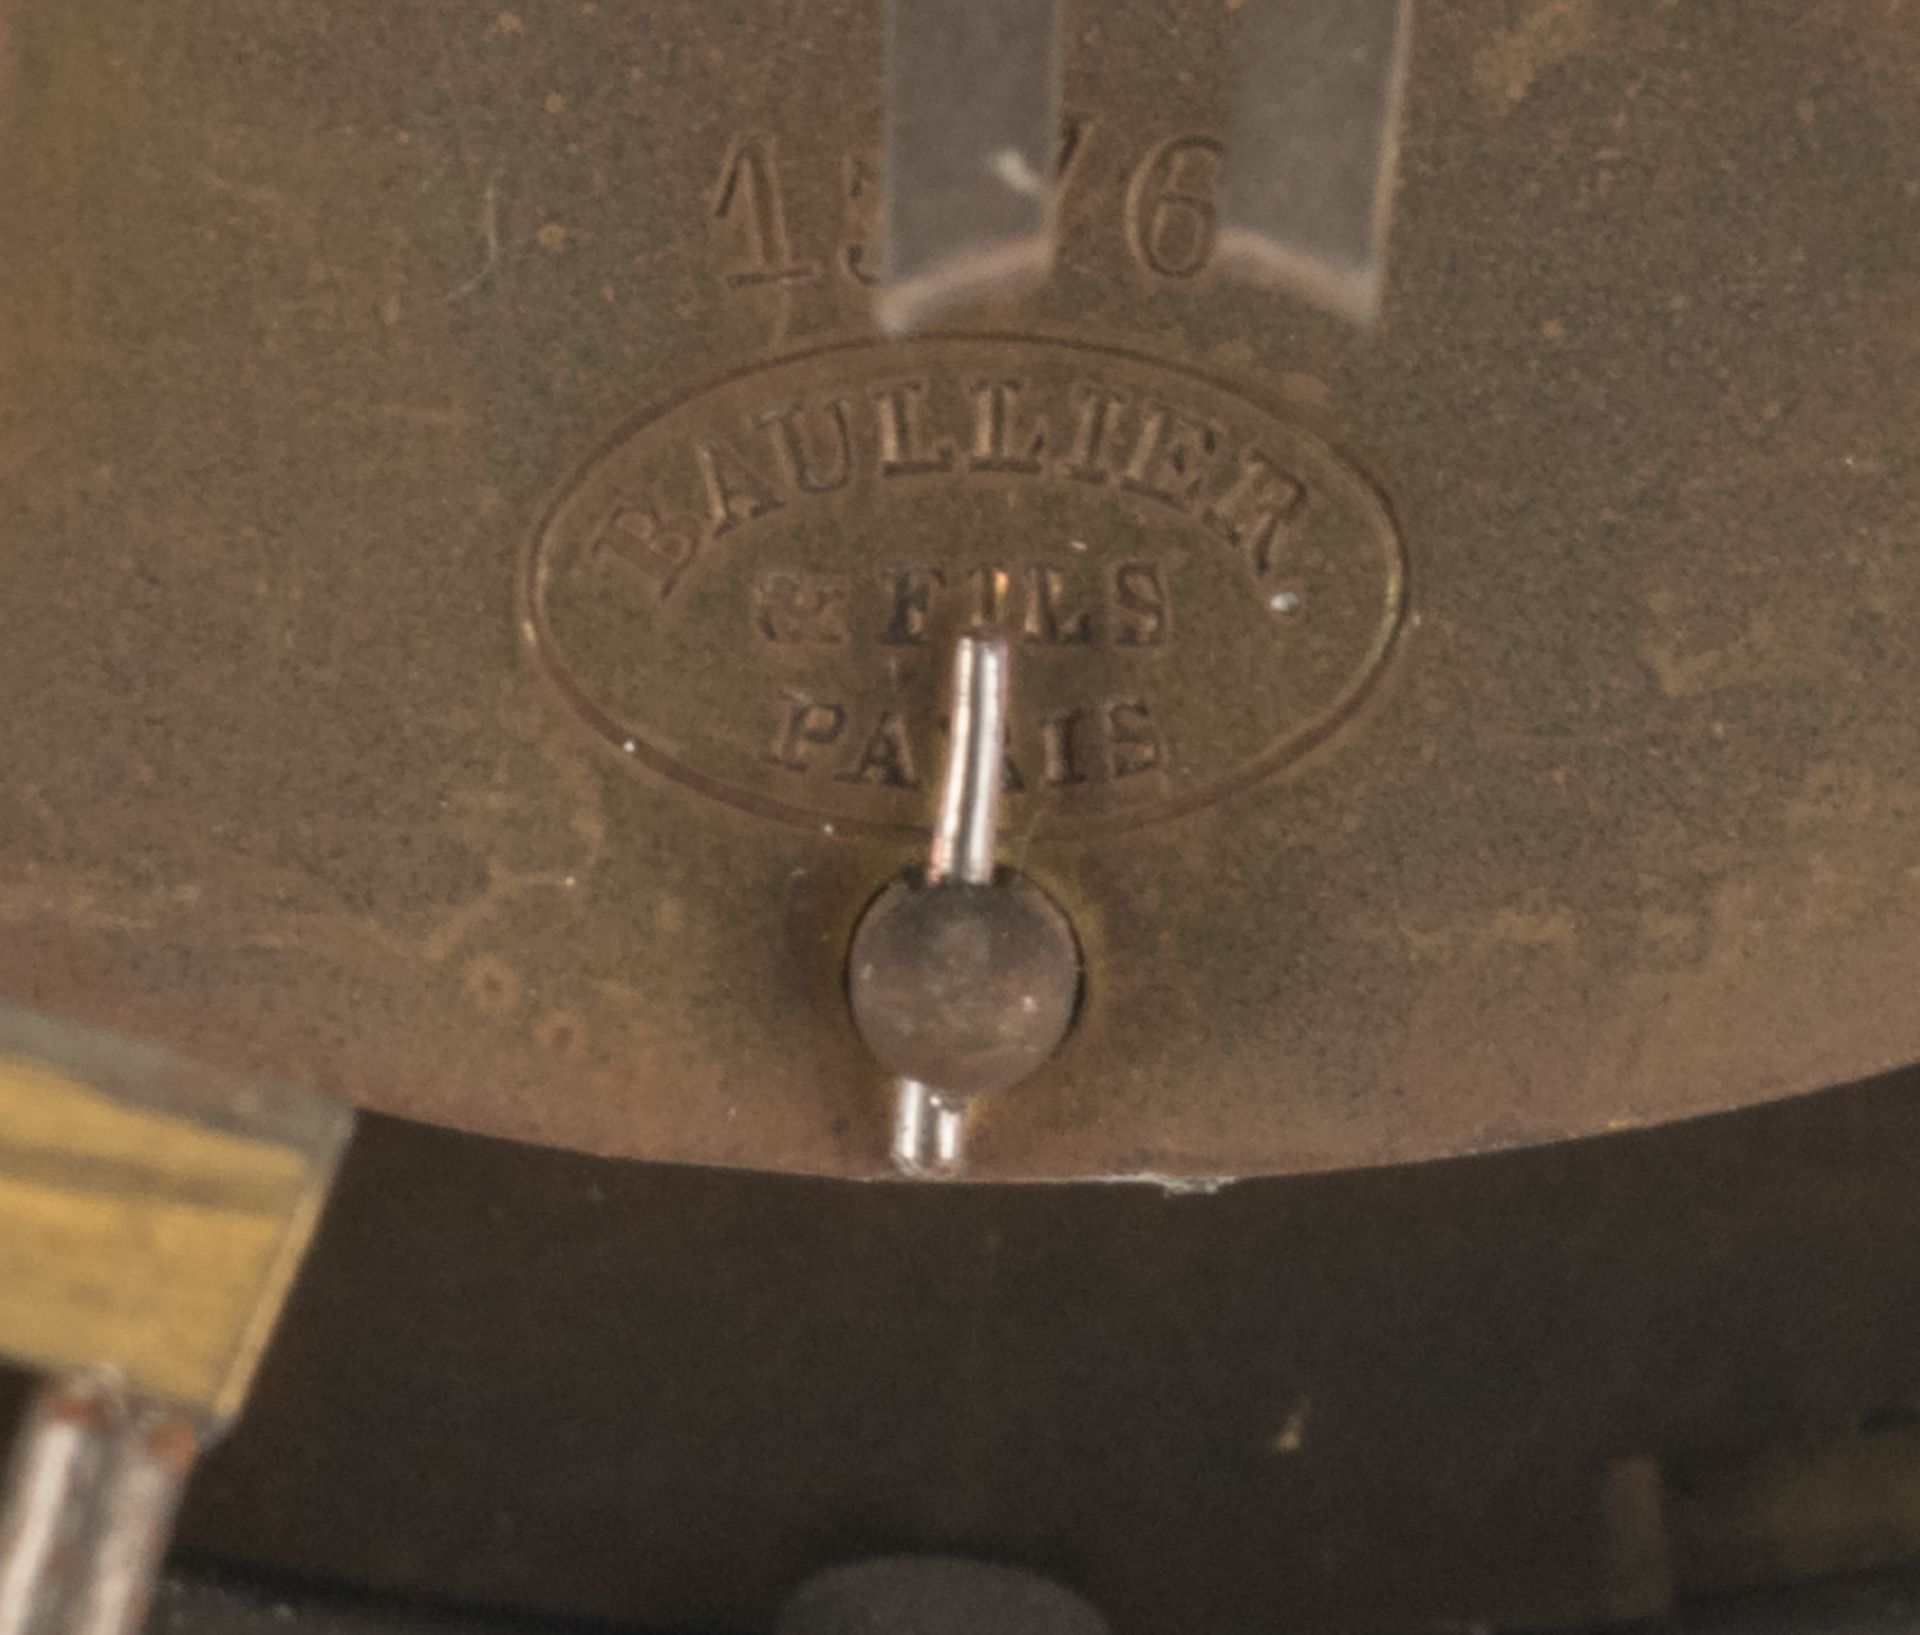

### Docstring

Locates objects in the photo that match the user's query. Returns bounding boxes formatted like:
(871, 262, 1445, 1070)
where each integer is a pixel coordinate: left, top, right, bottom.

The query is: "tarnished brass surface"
(0, 1005, 350, 1421)
(0, 0, 1915, 1178)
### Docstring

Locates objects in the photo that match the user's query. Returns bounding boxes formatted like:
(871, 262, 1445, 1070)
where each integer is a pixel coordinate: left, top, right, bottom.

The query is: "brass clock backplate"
(0, 0, 1915, 1178)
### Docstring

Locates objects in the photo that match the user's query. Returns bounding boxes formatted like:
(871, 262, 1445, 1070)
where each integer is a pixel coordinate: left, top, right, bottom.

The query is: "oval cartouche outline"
(520, 332, 1410, 840)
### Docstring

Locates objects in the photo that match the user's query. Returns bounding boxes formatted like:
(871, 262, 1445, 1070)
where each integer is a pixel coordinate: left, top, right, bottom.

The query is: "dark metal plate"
(167, 1061, 1920, 1632)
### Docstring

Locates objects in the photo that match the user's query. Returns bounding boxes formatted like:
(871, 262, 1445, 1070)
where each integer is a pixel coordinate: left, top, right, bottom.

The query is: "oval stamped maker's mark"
(524, 335, 1407, 836)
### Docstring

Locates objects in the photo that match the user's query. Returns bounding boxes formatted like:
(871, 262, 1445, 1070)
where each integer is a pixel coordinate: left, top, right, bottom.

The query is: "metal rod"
(927, 628, 1009, 888)
(890, 627, 1013, 1176)
(890, 1080, 968, 1179)
(0, 1375, 199, 1635)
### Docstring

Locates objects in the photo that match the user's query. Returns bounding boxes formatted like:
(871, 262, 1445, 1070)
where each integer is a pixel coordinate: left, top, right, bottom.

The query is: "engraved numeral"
(711, 134, 821, 287)
(839, 153, 881, 286)
(1053, 114, 1095, 188)
(838, 116, 1093, 292)
(713, 125, 1230, 297)
(1127, 135, 1225, 280)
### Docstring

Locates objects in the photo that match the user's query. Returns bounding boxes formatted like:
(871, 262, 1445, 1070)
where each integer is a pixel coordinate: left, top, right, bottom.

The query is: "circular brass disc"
(0, 0, 1914, 1178)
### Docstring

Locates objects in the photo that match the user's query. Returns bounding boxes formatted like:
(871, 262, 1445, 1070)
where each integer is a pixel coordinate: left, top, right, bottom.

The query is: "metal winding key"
(847, 630, 1081, 1178)
(0, 1004, 352, 1635)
